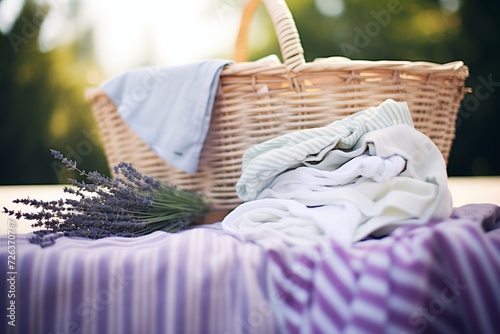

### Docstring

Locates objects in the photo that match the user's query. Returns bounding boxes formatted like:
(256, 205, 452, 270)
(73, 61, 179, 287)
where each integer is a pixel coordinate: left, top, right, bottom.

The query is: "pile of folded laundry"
(221, 99, 453, 247)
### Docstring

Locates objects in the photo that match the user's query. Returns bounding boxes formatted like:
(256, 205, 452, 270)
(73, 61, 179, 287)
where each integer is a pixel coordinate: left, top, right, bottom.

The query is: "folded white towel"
(101, 60, 232, 173)
(224, 153, 404, 247)
(221, 198, 361, 247)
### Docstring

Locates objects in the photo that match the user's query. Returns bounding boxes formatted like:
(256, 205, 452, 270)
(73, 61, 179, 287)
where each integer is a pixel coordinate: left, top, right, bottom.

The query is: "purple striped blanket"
(1, 204, 499, 334)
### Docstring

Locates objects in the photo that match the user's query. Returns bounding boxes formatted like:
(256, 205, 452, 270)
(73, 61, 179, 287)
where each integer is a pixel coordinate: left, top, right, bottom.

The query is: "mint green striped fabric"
(236, 99, 415, 201)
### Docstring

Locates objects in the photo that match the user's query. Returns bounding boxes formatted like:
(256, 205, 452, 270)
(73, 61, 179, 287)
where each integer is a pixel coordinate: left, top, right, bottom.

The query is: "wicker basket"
(86, 0, 469, 210)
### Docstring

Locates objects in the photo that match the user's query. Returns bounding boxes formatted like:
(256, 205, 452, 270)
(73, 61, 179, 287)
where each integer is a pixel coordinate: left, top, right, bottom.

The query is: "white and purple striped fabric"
(265, 204, 500, 334)
(1, 225, 276, 334)
(1, 204, 500, 334)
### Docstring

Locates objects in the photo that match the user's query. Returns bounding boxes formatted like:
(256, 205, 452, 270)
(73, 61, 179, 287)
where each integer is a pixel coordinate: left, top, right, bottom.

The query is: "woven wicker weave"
(86, 0, 469, 210)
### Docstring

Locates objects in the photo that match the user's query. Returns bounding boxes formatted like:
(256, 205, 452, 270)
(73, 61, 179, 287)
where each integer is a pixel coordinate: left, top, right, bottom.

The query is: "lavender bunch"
(3, 150, 210, 247)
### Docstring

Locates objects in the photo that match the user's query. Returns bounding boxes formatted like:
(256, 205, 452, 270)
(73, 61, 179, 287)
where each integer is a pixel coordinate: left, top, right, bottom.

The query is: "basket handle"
(235, 0, 306, 72)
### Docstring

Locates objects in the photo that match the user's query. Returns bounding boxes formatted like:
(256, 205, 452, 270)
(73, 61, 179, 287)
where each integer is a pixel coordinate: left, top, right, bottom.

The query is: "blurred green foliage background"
(1, 0, 499, 185)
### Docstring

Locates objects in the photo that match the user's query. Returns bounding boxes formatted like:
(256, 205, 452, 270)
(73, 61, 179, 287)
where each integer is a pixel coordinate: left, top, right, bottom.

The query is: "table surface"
(1, 177, 499, 235)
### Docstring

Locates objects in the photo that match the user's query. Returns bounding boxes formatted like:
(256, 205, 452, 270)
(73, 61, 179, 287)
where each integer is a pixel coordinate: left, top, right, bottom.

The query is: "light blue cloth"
(101, 60, 232, 173)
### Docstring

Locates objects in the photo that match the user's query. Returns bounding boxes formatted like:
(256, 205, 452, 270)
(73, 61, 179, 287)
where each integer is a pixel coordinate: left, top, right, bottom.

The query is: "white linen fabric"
(223, 100, 453, 247)
(221, 198, 361, 247)
(262, 154, 406, 192)
(101, 59, 232, 173)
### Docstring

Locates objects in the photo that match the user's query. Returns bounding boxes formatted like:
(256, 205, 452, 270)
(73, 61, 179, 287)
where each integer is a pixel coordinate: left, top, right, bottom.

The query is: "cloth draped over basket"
(99, 60, 232, 174)
(86, 0, 469, 210)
